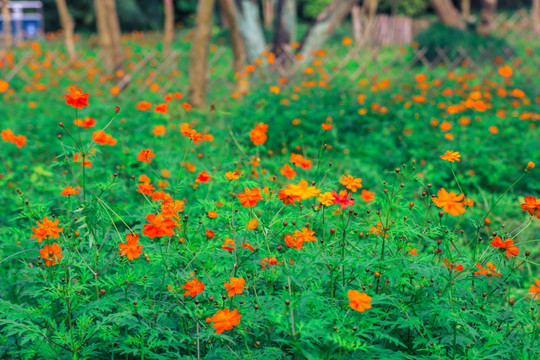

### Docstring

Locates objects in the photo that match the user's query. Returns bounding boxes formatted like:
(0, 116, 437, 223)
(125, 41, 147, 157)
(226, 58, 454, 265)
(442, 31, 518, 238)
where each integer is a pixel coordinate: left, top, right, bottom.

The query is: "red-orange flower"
(293, 228, 317, 243)
(39, 243, 63, 266)
(361, 189, 375, 204)
(224, 277, 247, 297)
(322, 123, 333, 130)
(237, 187, 263, 207)
(60, 186, 79, 196)
(31, 216, 63, 243)
(490, 236, 519, 258)
(119, 233, 144, 260)
(285, 233, 304, 249)
(260, 257, 283, 269)
(529, 279, 540, 298)
(443, 258, 464, 273)
(137, 149, 156, 163)
(65, 86, 89, 109)
(332, 189, 355, 209)
(181, 278, 205, 297)
(73, 117, 96, 128)
(136, 101, 152, 111)
(348, 290, 372, 312)
(196, 171, 211, 183)
(92, 130, 117, 146)
(208, 308, 241, 334)
(521, 196, 540, 219)
(249, 123, 268, 146)
(1, 129, 27, 148)
(474, 262, 502, 277)
(142, 213, 176, 238)
(154, 103, 168, 114)
(440, 150, 461, 162)
(280, 164, 297, 179)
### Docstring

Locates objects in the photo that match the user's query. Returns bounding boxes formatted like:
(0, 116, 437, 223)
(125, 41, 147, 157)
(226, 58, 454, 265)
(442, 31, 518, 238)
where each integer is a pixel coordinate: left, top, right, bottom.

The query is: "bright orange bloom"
(65, 86, 89, 109)
(237, 187, 263, 207)
(322, 123, 333, 130)
(222, 238, 235, 251)
(137, 182, 155, 196)
(184, 129, 204, 145)
(246, 218, 259, 230)
(160, 200, 185, 220)
(318, 191, 335, 206)
(182, 102, 192, 111)
(490, 236, 519, 258)
(521, 196, 540, 219)
(290, 153, 312, 169)
(443, 258, 464, 273)
(181, 278, 205, 297)
(260, 257, 283, 269)
(474, 262, 502, 277)
(224, 277, 248, 297)
(526, 161, 535, 171)
(285, 233, 305, 249)
(498, 65, 512, 78)
(280, 164, 297, 179)
(31, 216, 63, 243)
(432, 188, 465, 216)
(154, 103, 168, 114)
(361, 189, 375, 204)
(283, 179, 320, 200)
(1, 129, 27, 148)
(73, 152, 93, 167)
(73, 117, 96, 128)
(242, 243, 255, 252)
(92, 130, 117, 146)
(208, 308, 241, 334)
(137, 149, 156, 163)
(293, 228, 316, 243)
(369, 221, 389, 238)
(135, 101, 152, 111)
(407, 248, 418, 256)
(340, 174, 362, 192)
(152, 125, 166, 136)
(348, 290, 372, 312)
(207, 211, 219, 219)
(60, 186, 79, 196)
(142, 213, 176, 238)
(39, 243, 63, 266)
(151, 190, 172, 203)
(440, 150, 461, 162)
(278, 188, 301, 206)
(249, 123, 268, 146)
(529, 279, 540, 298)
(119, 233, 144, 260)
(225, 171, 240, 181)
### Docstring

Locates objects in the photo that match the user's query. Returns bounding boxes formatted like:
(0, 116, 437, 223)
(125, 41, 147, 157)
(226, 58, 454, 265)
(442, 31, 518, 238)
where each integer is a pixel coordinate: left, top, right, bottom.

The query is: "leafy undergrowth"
(0, 36, 539, 359)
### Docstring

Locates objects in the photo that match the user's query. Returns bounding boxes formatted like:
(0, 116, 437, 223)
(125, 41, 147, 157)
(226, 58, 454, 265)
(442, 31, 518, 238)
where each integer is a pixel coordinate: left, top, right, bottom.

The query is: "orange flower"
(432, 188, 465, 216)
(440, 150, 461, 162)
(322, 123, 333, 130)
(361, 189, 375, 204)
(521, 196, 540, 219)
(182, 102, 192, 111)
(246, 218, 259, 230)
(135, 101, 152, 111)
(249, 123, 268, 146)
(237, 187, 262, 207)
(184, 129, 204, 145)
(31, 216, 63, 243)
(490, 236, 519, 258)
(526, 161, 535, 171)
(137, 182, 155, 196)
(119, 233, 144, 260)
(278, 188, 301, 206)
(474, 262, 502, 277)
(529, 279, 540, 298)
(152, 125, 166, 136)
(290, 153, 312, 169)
(154, 103, 168, 114)
(498, 65, 512, 78)
(39, 243, 63, 266)
(260, 257, 283, 269)
(280, 164, 297, 179)
(65, 86, 89, 109)
(92, 130, 117, 146)
(293, 228, 317, 243)
(73, 117, 96, 128)
(207, 211, 219, 219)
(60, 186, 79, 196)
(348, 290, 372, 312)
(208, 308, 241, 334)
(225, 171, 239, 181)
(318, 191, 335, 206)
(407, 248, 418, 256)
(142, 213, 176, 238)
(283, 179, 320, 200)
(443, 258, 464, 273)
(339, 175, 362, 192)
(137, 149, 156, 163)
(1, 129, 27, 148)
(285, 233, 305, 249)
(224, 277, 248, 297)
(181, 278, 205, 297)
(222, 238, 235, 251)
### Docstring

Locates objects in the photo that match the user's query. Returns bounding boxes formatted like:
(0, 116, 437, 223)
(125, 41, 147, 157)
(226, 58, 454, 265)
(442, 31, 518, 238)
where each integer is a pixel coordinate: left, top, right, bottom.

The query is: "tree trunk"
(351, 4, 362, 45)
(235, 0, 266, 63)
(477, 0, 497, 35)
(262, 0, 274, 29)
(220, 0, 248, 93)
(461, 0, 471, 19)
(188, 0, 215, 109)
(365, 0, 378, 19)
(430, 0, 466, 30)
(272, 0, 292, 64)
(533, 0, 540, 33)
(163, 0, 174, 57)
(299, 0, 358, 57)
(1, 0, 11, 49)
(94, 0, 124, 71)
(55, 0, 76, 62)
